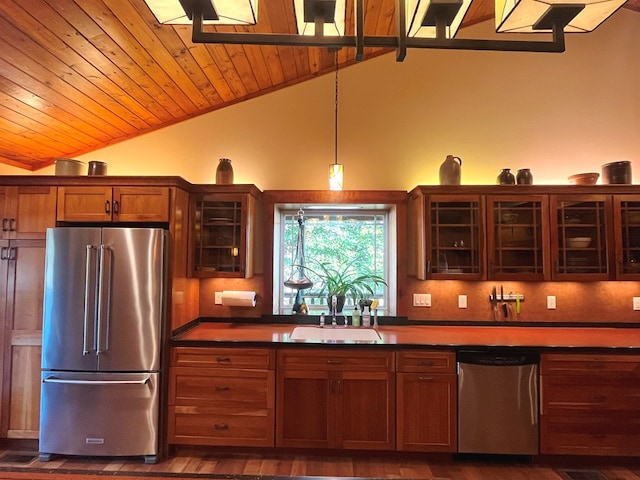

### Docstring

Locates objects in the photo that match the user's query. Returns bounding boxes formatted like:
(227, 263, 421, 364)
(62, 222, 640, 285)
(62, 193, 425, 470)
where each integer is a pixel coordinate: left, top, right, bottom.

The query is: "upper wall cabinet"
(613, 195, 640, 279)
(409, 190, 485, 280)
(189, 186, 261, 278)
(410, 186, 640, 283)
(57, 186, 170, 223)
(487, 195, 550, 281)
(550, 195, 614, 281)
(0, 186, 57, 239)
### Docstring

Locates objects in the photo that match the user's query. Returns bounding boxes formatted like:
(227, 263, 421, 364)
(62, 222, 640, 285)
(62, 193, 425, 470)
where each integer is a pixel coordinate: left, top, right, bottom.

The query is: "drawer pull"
(589, 395, 606, 402)
(216, 357, 232, 364)
(418, 376, 435, 381)
(418, 361, 434, 366)
(590, 434, 606, 440)
(213, 423, 229, 430)
(327, 359, 343, 365)
(587, 362, 605, 369)
(214, 386, 230, 392)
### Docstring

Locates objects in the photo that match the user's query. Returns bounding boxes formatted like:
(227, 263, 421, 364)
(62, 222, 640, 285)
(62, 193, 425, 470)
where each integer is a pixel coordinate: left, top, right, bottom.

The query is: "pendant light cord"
(334, 50, 339, 166)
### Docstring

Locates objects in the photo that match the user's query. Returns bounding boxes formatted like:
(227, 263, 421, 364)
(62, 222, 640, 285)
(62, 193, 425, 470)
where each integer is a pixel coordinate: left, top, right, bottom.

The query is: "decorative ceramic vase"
(497, 168, 515, 185)
(439, 155, 462, 185)
(216, 158, 234, 184)
(516, 168, 533, 185)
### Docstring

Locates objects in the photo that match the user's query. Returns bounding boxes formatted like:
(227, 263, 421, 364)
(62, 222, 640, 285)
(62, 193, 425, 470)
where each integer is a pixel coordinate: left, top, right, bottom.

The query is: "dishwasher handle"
(457, 350, 538, 366)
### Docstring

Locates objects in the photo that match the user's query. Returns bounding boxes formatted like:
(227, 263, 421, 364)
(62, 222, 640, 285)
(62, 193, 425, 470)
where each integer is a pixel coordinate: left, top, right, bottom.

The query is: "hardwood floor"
(0, 447, 639, 480)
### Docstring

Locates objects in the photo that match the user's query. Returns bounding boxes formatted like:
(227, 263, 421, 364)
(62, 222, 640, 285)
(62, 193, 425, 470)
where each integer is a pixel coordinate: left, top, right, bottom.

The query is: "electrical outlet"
(458, 295, 467, 309)
(413, 293, 431, 307)
(633, 297, 640, 311)
(547, 296, 556, 310)
(215, 292, 223, 305)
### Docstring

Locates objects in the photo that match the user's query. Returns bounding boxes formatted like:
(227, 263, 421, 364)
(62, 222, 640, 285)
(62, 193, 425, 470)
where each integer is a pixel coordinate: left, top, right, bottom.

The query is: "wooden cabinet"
(409, 190, 485, 280)
(0, 186, 56, 439)
(487, 195, 550, 281)
(396, 349, 457, 452)
(168, 347, 275, 447)
(189, 186, 261, 278)
(276, 348, 395, 450)
(0, 186, 57, 239)
(613, 195, 640, 279)
(550, 195, 614, 280)
(540, 353, 640, 456)
(57, 186, 170, 222)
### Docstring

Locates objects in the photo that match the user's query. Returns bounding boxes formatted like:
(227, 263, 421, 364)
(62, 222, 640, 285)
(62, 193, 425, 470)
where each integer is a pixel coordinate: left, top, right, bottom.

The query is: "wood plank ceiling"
(0, 0, 637, 172)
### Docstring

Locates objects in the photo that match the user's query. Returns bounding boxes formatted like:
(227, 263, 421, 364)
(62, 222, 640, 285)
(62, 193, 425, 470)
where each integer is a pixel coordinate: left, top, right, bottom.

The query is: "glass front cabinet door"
(614, 195, 640, 279)
(550, 195, 613, 280)
(427, 195, 485, 279)
(487, 195, 549, 281)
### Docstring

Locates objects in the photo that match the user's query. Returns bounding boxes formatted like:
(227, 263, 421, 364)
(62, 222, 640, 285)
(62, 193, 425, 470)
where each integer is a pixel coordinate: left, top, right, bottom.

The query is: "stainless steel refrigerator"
(39, 227, 166, 464)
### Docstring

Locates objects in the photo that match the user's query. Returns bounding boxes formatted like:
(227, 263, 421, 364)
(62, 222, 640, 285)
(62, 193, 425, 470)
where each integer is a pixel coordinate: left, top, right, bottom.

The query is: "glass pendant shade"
(145, 0, 258, 25)
(329, 163, 344, 191)
(406, 0, 472, 38)
(294, 0, 346, 36)
(496, 0, 625, 33)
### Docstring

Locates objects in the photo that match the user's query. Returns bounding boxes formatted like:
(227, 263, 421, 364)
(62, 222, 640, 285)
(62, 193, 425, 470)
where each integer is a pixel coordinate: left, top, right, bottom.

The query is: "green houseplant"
(299, 258, 387, 313)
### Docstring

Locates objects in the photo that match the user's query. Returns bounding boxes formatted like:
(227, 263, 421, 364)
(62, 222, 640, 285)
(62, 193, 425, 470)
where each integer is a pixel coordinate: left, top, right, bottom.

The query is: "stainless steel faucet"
(331, 295, 337, 327)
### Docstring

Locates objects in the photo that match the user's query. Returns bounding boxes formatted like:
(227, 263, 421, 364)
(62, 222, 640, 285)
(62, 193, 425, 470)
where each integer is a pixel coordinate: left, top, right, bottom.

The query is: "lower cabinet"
(168, 347, 275, 447)
(276, 348, 396, 450)
(396, 349, 457, 452)
(540, 353, 640, 456)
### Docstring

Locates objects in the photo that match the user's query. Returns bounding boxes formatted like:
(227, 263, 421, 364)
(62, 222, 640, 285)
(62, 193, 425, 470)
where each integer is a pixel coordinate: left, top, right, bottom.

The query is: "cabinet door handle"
(9, 218, 15, 231)
(213, 423, 229, 430)
(1, 218, 8, 232)
(8, 247, 16, 261)
(214, 385, 230, 392)
(0, 247, 7, 260)
(113, 200, 119, 215)
(104, 201, 111, 214)
(418, 376, 435, 381)
(216, 357, 231, 364)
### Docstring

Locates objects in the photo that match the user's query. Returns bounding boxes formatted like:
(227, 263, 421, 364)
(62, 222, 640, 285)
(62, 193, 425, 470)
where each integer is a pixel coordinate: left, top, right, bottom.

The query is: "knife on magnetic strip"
(491, 286, 498, 320)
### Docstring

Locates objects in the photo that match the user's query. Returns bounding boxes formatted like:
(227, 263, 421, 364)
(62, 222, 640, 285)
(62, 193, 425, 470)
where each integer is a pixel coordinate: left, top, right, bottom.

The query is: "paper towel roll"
(221, 290, 257, 307)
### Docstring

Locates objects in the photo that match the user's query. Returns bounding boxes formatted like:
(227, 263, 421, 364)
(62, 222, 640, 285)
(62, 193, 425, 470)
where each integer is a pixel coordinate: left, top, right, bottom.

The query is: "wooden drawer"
(541, 376, 639, 414)
(541, 416, 640, 456)
(168, 406, 274, 447)
(541, 353, 640, 376)
(396, 350, 456, 373)
(169, 367, 274, 408)
(277, 348, 395, 372)
(172, 347, 275, 369)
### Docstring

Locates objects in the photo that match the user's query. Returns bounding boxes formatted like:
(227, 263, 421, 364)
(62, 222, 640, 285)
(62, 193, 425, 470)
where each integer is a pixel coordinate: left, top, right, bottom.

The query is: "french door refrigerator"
(39, 227, 166, 464)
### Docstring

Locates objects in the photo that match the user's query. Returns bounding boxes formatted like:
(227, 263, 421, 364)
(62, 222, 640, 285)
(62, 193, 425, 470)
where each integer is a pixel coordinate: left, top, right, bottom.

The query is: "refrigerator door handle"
(96, 245, 112, 355)
(83, 245, 98, 355)
(42, 376, 151, 386)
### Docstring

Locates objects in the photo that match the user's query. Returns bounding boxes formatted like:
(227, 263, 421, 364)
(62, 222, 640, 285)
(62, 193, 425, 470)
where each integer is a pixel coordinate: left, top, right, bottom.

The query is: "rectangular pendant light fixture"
(406, 0, 473, 38)
(294, 0, 346, 36)
(144, 0, 258, 25)
(329, 163, 344, 191)
(496, 0, 625, 33)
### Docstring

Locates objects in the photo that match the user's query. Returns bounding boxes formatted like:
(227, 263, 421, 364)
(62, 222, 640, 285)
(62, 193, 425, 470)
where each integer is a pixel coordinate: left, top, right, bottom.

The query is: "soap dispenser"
(352, 305, 360, 327)
(362, 306, 371, 327)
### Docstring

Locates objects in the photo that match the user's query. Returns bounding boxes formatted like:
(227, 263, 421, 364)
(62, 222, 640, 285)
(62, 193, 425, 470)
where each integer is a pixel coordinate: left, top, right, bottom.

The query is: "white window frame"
(273, 203, 397, 316)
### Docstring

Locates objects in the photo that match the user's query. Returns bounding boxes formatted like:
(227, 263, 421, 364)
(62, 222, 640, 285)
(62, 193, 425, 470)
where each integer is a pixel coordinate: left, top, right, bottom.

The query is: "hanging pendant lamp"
(329, 51, 344, 191)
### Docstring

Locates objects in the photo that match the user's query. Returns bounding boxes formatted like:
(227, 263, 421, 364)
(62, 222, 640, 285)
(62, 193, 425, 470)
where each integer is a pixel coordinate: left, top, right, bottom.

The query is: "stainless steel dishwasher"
(457, 350, 539, 455)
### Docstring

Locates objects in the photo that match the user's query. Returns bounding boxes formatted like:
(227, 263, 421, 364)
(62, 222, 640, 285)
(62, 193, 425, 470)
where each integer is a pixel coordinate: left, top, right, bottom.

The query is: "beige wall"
(16, 9, 637, 189)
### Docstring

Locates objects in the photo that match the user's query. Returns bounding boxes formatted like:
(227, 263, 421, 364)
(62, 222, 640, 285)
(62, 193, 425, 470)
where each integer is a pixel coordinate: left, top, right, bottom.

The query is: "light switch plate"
(412, 293, 431, 307)
(547, 296, 556, 309)
(633, 297, 640, 311)
(215, 292, 223, 305)
(458, 295, 467, 309)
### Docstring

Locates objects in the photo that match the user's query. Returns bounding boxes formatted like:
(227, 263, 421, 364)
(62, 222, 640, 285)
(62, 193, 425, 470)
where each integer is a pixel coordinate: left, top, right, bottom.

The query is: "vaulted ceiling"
(0, 0, 637, 171)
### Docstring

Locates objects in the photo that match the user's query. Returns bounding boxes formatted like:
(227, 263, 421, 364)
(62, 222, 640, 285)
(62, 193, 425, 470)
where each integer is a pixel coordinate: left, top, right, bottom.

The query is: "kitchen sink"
(290, 326, 381, 342)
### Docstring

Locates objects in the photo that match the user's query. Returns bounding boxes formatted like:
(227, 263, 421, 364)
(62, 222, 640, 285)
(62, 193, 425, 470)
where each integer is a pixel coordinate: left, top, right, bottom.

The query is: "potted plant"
(299, 258, 387, 314)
